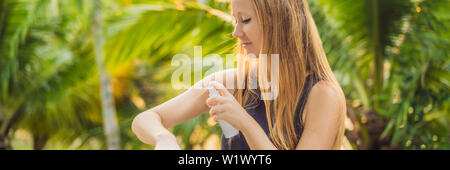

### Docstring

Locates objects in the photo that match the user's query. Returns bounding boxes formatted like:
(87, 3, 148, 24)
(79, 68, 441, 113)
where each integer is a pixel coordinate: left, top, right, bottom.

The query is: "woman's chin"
(244, 49, 259, 57)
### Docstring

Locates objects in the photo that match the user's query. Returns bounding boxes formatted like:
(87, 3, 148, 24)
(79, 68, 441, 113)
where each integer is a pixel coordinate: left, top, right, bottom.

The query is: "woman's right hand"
(154, 133, 181, 150)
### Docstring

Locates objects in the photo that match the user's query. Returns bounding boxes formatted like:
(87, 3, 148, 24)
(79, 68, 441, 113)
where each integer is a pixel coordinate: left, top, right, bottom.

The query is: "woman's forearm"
(240, 114, 278, 150)
(131, 110, 176, 145)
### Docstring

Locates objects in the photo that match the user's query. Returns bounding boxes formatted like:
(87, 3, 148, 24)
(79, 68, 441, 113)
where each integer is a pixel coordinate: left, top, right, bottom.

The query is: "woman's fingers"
(206, 81, 233, 122)
(209, 104, 225, 117)
(206, 95, 227, 107)
(209, 81, 230, 96)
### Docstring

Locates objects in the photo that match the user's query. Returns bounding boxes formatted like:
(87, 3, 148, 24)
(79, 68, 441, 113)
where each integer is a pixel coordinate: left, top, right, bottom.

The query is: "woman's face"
(231, 0, 262, 56)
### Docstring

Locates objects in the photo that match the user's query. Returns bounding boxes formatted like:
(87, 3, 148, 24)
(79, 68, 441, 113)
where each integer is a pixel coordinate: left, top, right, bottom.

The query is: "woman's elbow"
(131, 114, 140, 135)
(131, 113, 144, 138)
(131, 113, 154, 145)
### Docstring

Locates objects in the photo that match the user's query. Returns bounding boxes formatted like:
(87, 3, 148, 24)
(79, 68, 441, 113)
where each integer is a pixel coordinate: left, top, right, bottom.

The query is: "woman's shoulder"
(305, 80, 346, 119)
(310, 80, 343, 97)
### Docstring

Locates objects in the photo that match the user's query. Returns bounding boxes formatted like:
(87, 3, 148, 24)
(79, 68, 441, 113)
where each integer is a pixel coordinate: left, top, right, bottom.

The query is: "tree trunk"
(92, 0, 121, 150)
(371, 0, 384, 111)
(33, 135, 48, 150)
(0, 103, 24, 150)
(0, 134, 11, 150)
(0, 103, 4, 149)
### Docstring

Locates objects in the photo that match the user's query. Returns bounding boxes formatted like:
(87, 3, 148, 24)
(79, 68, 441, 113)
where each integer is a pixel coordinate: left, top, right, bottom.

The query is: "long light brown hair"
(233, 0, 346, 150)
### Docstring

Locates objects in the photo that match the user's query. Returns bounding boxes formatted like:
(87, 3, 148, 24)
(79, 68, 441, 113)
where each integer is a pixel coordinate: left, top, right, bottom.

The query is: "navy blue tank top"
(221, 75, 318, 150)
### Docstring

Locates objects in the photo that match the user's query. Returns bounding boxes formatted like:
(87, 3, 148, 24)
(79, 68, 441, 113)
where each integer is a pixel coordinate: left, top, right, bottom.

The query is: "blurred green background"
(0, 0, 448, 150)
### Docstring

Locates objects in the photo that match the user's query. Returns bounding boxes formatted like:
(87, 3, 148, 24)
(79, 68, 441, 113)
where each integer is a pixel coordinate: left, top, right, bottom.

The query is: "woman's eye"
(242, 18, 252, 24)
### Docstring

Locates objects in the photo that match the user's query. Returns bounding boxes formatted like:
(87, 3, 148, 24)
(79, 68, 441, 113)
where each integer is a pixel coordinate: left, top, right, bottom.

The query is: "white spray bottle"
(209, 88, 239, 138)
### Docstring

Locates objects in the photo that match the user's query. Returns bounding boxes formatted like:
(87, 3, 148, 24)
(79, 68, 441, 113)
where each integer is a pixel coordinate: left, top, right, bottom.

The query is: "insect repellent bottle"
(209, 88, 239, 138)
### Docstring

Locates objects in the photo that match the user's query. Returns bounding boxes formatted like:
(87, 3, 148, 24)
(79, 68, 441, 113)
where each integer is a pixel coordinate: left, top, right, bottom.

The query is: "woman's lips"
(242, 42, 252, 47)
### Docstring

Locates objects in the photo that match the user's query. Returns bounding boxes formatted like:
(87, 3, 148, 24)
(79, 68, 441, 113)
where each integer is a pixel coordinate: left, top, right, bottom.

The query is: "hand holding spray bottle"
(209, 87, 239, 138)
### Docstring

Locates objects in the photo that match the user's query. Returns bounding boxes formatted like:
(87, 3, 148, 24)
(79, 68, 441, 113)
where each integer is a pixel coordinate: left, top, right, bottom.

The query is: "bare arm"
(131, 110, 180, 148)
(131, 69, 236, 148)
(295, 81, 346, 150)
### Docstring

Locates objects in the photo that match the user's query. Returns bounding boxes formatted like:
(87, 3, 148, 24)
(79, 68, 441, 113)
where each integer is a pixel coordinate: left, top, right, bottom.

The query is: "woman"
(132, 0, 346, 150)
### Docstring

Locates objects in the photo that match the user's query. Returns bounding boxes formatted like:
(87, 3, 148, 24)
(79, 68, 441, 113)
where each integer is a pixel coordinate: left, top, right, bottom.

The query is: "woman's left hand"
(206, 81, 249, 131)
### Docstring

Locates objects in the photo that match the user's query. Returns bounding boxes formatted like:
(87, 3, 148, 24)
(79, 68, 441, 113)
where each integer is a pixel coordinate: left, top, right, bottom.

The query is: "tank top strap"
(293, 74, 319, 138)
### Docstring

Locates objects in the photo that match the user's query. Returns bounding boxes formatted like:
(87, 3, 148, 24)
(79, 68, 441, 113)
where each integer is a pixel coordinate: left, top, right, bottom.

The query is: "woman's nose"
(232, 27, 244, 38)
